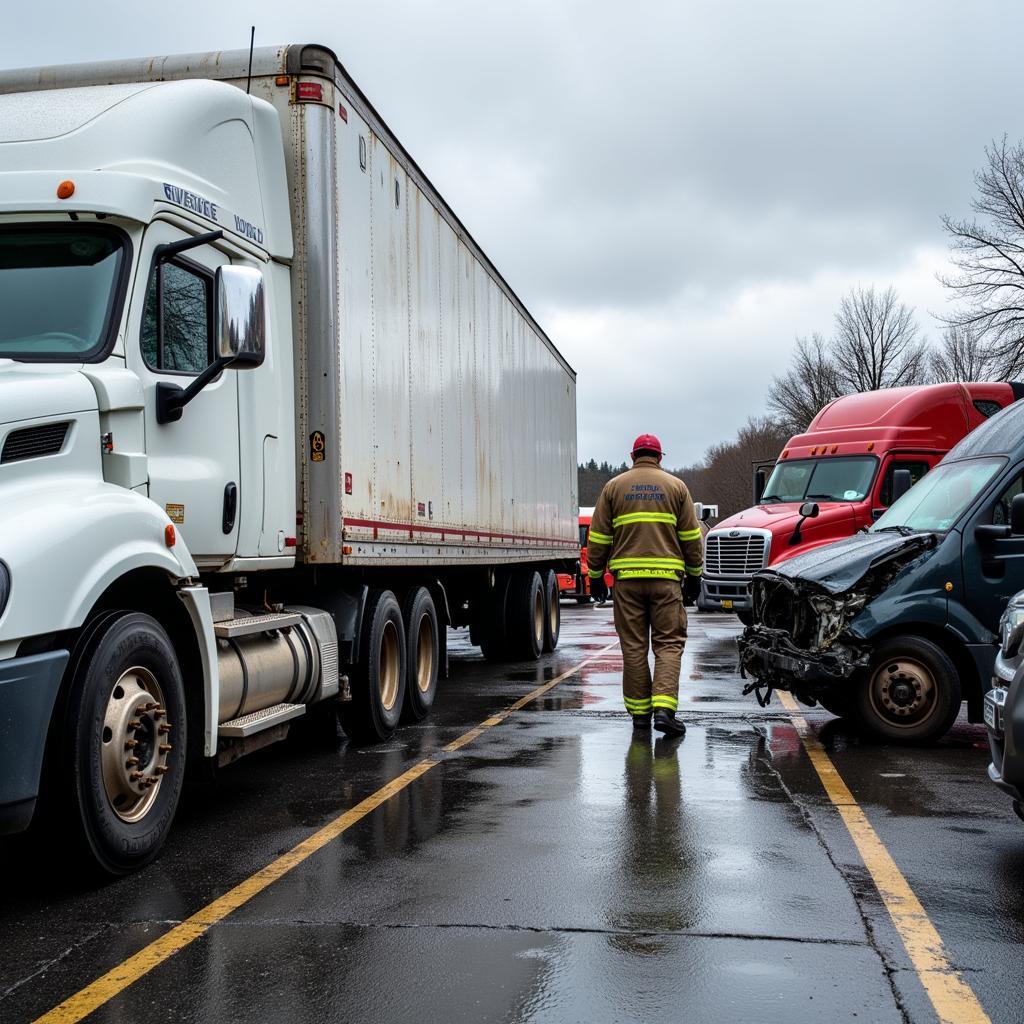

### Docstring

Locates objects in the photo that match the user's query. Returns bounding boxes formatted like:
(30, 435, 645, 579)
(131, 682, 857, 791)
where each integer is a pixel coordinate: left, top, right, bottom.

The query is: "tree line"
(580, 134, 1024, 520)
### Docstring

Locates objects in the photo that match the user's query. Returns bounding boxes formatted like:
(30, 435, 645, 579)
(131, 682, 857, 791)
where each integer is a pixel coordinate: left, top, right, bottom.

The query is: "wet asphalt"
(1, 605, 1023, 1023)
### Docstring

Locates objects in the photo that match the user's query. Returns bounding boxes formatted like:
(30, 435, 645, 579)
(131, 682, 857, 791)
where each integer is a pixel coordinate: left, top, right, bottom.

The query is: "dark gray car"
(985, 591, 1024, 820)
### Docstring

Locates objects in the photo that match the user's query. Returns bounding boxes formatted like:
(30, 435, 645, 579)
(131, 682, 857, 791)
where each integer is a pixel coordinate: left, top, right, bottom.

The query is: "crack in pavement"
(0, 925, 111, 1005)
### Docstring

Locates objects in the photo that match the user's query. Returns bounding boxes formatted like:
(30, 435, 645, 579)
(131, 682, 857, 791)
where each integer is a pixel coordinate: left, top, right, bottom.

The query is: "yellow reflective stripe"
(677, 527, 702, 542)
(609, 557, 685, 569)
(615, 569, 680, 580)
(588, 530, 613, 545)
(587, 570, 605, 579)
(684, 564, 703, 577)
(651, 695, 678, 710)
(612, 512, 678, 528)
(624, 697, 653, 711)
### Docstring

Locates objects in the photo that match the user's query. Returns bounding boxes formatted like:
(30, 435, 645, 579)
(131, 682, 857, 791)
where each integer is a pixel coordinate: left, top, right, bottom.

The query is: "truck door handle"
(223, 482, 237, 534)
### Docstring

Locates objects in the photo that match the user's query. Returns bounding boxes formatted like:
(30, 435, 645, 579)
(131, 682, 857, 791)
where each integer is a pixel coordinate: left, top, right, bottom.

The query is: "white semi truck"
(0, 44, 578, 873)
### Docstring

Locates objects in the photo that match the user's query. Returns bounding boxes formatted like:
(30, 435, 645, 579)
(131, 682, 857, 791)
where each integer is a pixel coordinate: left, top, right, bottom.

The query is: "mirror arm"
(156, 357, 231, 424)
(154, 230, 223, 265)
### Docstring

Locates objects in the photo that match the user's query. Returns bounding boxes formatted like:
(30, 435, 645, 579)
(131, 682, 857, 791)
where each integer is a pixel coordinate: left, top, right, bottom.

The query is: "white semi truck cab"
(0, 45, 578, 873)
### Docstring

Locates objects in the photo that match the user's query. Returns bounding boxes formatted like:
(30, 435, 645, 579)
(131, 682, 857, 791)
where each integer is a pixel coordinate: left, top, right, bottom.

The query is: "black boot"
(632, 714, 652, 730)
(653, 710, 686, 738)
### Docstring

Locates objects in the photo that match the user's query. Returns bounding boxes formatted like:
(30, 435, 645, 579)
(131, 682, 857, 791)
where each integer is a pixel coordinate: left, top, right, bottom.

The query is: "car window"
(140, 258, 213, 374)
(993, 475, 1024, 526)
(878, 461, 930, 508)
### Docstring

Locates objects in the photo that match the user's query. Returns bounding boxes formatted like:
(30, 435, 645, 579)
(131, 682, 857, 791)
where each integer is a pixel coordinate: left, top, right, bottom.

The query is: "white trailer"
(0, 44, 578, 872)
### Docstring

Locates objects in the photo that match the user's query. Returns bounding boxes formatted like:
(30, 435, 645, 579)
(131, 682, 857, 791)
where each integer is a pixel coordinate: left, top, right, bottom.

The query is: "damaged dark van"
(738, 399, 1024, 742)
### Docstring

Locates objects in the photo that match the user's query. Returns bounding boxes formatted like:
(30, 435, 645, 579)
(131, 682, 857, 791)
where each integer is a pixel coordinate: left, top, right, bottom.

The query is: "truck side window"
(140, 258, 213, 374)
(993, 476, 1024, 525)
(974, 399, 1003, 419)
(879, 461, 930, 507)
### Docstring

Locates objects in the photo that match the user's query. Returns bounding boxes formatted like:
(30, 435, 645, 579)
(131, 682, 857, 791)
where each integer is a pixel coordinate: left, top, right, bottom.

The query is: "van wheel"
(855, 636, 961, 743)
(62, 611, 186, 875)
(542, 569, 560, 653)
(508, 570, 545, 661)
(341, 590, 406, 742)
(816, 691, 852, 718)
(736, 610, 754, 627)
(402, 587, 438, 721)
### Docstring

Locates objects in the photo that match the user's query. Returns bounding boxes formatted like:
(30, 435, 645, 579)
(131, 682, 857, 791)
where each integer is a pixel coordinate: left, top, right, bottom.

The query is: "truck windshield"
(761, 456, 878, 503)
(0, 226, 126, 361)
(870, 457, 1005, 533)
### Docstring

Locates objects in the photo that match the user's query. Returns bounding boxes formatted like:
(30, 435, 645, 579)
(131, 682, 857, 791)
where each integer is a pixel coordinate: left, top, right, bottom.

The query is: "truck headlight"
(0, 561, 8, 618)
(1001, 601, 1024, 658)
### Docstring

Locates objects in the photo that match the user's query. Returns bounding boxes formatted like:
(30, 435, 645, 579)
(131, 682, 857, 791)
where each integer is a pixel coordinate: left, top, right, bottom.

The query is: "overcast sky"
(4, 1, 1022, 466)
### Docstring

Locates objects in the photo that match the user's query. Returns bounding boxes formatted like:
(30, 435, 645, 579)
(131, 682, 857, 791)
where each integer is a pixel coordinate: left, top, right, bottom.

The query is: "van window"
(878, 461, 930, 507)
(993, 476, 1024, 526)
(140, 258, 213, 374)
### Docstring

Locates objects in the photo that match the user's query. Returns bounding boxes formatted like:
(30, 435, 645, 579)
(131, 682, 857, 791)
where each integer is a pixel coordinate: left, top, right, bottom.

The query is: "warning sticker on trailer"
(310, 431, 326, 463)
(165, 503, 185, 524)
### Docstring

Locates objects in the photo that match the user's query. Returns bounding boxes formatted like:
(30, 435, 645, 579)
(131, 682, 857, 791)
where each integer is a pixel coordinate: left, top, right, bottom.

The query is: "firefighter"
(587, 434, 703, 737)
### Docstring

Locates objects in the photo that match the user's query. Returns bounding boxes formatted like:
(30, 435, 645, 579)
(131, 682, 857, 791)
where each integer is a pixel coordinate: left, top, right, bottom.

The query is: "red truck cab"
(558, 508, 615, 603)
(701, 382, 1024, 622)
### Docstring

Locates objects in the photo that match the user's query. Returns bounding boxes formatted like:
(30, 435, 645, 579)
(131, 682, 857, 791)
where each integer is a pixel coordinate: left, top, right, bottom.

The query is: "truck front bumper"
(0, 650, 69, 834)
(701, 576, 753, 611)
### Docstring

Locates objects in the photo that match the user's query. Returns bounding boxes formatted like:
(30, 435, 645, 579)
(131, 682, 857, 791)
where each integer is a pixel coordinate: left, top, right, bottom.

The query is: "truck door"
(129, 223, 241, 563)
(961, 469, 1024, 628)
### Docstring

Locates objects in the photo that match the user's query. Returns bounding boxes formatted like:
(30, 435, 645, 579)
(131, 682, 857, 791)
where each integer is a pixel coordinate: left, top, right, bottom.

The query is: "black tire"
(507, 569, 545, 661)
(736, 610, 754, 627)
(340, 590, 406, 742)
(854, 636, 962, 743)
(60, 611, 187, 875)
(816, 691, 852, 718)
(402, 587, 439, 722)
(542, 569, 560, 653)
(576, 595, 593, 606)
(479, 575, 511, 662)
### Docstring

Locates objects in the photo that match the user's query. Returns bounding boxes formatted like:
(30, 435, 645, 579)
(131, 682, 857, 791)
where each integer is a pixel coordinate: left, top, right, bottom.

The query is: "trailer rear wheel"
(479, 575, 511, 662)
(61, 611, 186, 875)
(855, 636, 962, 743)
(341, 590, 406, 742)
(508, 570, 545, 661)
(402, 587, 439, 721)
(542, 569, 560, 653)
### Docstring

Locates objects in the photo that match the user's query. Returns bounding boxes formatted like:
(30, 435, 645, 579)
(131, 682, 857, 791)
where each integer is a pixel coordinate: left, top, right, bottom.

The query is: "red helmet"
(631, 433, 663, 457)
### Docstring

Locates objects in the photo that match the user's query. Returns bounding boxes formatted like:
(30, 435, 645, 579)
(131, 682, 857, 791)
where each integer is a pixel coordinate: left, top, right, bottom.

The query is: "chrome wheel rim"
(533, 589, 544, 647)
(415, 614, 434, 694)
(101, 667, 172, 823)
(379, 620, 401, 711)
(867, 656, 937, 729)
(547, 584, 558, 639)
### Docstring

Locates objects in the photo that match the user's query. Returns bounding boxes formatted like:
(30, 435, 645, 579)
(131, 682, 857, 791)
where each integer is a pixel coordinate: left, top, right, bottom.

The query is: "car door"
(129, 222, 240, 564)
(961, 467, 1024, 629)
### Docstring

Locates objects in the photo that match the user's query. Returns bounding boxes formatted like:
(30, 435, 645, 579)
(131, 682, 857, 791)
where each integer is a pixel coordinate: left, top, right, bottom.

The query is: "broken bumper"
(738, 627, 868, 692)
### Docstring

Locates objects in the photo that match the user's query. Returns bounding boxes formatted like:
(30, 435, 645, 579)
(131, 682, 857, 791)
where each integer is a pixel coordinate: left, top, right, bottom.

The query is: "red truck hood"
(713, 502, 857, 563)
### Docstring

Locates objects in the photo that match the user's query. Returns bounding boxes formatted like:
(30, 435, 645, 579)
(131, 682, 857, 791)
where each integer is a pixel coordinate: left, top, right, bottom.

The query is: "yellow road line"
(36, 641, 620, 1024)
(777, 691, 990, 1024)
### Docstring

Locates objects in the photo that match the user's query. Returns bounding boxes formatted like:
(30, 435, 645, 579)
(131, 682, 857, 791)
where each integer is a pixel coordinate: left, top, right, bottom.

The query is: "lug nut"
(159, 743, 173, 754)
(128, 719, 141, 729)
(126, 756, 139, 767)
(158, 724, 172, 735)
(155, 765, 170, 776)
(146, 774, 160, 785)
(129, 770, 143, 781)
(125, 739, 138, 749)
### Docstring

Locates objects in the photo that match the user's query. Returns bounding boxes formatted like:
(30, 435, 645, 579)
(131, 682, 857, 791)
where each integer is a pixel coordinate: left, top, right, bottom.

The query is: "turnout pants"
(612, 578, 687, 715)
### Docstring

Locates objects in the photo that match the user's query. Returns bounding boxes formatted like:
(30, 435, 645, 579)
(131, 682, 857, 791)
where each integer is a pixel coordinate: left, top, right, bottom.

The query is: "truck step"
(219, 702, 305, 738)
(214, 612, 302, 639)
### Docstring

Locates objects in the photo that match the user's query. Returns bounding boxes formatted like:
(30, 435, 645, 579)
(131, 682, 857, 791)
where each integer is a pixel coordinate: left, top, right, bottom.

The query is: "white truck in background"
(0, 43, 578, 873)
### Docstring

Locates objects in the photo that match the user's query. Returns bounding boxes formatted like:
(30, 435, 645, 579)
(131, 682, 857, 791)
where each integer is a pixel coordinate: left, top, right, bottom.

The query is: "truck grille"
(1, 421, 70, 463)
(705, 533, 768, 576)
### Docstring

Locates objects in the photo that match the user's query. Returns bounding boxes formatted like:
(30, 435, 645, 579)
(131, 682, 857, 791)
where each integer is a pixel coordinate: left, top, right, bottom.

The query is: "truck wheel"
(341, 590, 406, 742)
(542, 569, 560, 653)
(855, 636, 962, 743)
(479, 575, 511, 662)
(402, 587, 438, 721)
(736, 610, 754, 627)
(508, 569, 545, 661)
(61, 611, 186, 875)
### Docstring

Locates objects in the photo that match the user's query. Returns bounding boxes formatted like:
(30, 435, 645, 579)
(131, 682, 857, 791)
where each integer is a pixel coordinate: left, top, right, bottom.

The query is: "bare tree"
(941, 136, 1024, 379)
(766, 333, 845, 435)
(832, 285, 929, 391)
(929, 324, 997, 382)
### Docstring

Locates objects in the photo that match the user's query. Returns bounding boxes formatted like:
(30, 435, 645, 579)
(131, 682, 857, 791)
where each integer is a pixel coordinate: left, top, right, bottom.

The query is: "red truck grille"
(705, 533, 768, 576)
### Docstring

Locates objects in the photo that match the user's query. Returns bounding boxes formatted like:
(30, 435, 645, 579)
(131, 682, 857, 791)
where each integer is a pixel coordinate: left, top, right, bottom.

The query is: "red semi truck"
(558, 508, 615, 603)
(701, 382, 1024, 623)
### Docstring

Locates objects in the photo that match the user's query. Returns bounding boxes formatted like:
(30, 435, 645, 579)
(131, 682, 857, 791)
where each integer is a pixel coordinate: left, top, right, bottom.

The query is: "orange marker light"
(945, 581, 953, 592)
(867, 441, 875, 452)
(810, 446, 818, 455)
(56, 180, 75, 200)
(831, 444, 838, 454)
(165, 524, 176, 547)
(781, 450, 789, 459)
(275, 75, 289, 86)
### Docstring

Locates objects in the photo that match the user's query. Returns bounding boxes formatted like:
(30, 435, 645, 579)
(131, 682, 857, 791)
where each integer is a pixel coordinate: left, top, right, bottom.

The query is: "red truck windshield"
(761, 456, 878, 503)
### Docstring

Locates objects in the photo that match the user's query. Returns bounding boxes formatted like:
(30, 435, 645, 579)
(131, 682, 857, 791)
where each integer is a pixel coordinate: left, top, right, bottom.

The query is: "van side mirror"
(157, 265, 266, 424)
(891, 468, 913, 504)
(754, 469, 767, 504)
(1012, 493, 1024, 536)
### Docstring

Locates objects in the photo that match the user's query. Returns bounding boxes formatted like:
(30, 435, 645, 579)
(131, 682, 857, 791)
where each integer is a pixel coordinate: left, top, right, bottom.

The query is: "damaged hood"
(757, 530, 937, 594)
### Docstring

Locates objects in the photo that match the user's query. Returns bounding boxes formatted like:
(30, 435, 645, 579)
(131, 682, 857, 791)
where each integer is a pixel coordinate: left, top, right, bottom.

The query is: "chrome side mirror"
(216, 265, 266, 368)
